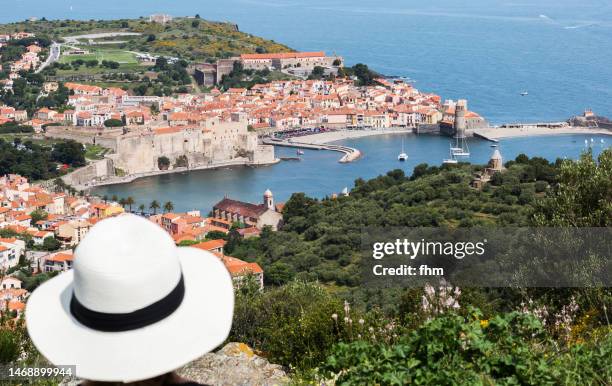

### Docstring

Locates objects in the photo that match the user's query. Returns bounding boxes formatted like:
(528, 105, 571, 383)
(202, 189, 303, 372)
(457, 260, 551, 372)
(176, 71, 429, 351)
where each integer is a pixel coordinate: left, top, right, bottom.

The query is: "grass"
(59, 47, 138, 65)
(84, 144, 109, 160)
(0, 133, 65, 146)
(55, 46, 145, 75)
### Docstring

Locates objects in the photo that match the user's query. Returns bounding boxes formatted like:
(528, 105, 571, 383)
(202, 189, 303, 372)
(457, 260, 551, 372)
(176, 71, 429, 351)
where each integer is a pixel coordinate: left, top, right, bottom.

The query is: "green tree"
(125, 196, 135, 212)
(42, 237, 61, 251)
(534, 149, 611, 226)
(149, 200, 160, 215)
(163, 201, 174, 213)
(104, 118, 124, 127)
(51, 140, 86, 167)
(157, 156, 171, 170)
(29, 209, 48, 225)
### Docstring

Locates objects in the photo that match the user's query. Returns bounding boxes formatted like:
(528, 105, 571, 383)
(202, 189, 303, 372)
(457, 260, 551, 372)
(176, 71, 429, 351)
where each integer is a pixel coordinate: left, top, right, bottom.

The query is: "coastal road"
(36, 42, 61, 74)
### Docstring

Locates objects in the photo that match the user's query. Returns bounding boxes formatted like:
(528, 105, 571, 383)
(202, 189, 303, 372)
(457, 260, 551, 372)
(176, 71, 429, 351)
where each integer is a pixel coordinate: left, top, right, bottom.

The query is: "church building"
(212, 189, 283, 231)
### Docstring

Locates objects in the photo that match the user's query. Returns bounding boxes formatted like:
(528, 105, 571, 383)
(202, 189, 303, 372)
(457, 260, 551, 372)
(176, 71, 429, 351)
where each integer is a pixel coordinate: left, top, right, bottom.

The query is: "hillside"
(228, 155, 561, 288)
(0, 16, 293, 61)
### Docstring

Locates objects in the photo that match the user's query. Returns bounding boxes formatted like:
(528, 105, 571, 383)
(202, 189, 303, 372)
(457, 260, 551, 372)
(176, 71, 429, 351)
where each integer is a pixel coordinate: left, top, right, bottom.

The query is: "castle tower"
(454, 99, 467, 138)
(264, 189, 274, 211)
(489, 148, 503, 171)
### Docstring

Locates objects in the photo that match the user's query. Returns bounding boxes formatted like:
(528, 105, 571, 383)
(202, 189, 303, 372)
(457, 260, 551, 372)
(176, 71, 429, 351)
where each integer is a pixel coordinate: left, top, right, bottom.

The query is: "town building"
(212, 189, 283, 230)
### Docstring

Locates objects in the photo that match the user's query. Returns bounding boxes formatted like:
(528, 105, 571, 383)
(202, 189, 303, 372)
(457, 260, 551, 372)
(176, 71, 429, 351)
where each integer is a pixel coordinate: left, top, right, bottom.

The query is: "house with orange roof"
(214, 252, 264, 289)
(0, 235, 26, 270)
(0, 287, 28, 303)
(26, 44, 42, 53)
(237, 227, 261, 239)
(56, 219, 92, 246)
(43, 251, 74, 272)
(192, 239, 227, 255)
(0, 237, 26, 266)
(7, 300, 25, 316)
(32, 230, 54, 246)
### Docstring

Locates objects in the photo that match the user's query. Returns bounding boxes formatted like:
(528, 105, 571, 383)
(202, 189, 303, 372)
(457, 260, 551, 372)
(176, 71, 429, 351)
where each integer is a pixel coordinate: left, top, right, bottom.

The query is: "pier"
(472, 131, 499, 143)
(263, 138, 362, 163)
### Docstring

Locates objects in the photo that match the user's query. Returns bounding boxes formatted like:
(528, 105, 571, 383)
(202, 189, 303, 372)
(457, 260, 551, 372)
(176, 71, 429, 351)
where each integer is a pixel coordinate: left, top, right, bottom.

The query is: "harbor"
(263, 137, 362, 163)
(92, 132, 611, 214)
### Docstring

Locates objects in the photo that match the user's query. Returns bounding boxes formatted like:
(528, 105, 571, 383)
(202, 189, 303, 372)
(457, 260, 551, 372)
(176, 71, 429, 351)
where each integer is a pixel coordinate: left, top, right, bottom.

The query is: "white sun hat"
(26, 214, 234, 382)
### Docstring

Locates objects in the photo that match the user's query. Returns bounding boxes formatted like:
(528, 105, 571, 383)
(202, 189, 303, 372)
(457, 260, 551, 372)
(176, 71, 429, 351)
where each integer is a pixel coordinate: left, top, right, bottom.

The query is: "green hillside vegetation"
(0, 16, 293, 61)
(227, 154, 562, 288)
(0, 137, 86, 180)
(226, 150, 611, 383)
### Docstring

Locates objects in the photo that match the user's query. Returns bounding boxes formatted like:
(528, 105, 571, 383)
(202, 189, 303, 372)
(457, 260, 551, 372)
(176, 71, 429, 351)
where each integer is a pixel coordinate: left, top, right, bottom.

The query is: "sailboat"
(520, 91, 529, 96)
(296, 150, 305, 156)
(450, 133, 470, 158)
(443, 143, 459, 165)
(398, 137, 408, 161)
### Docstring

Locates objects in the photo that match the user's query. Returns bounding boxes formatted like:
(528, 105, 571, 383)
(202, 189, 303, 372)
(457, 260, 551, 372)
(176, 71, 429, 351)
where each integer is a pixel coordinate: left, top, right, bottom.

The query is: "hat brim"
(26, 247, 234, 383)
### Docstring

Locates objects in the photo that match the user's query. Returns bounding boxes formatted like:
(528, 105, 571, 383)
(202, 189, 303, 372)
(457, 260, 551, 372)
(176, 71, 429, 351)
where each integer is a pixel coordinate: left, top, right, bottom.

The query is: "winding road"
(36, 42, 61, 74)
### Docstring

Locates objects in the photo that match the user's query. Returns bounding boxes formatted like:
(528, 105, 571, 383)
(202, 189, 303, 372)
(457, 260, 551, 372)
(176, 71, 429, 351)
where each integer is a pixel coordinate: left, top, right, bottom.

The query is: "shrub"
(157, 156, 170, 170)
(321, 310, 562, 384)
(230, 281, 346, 369)
(104, 118, 123, 127)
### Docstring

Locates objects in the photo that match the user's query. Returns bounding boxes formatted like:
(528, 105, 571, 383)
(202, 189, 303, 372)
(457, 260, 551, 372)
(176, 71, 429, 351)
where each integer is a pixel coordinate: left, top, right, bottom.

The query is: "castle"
(45, 115, 276, 186)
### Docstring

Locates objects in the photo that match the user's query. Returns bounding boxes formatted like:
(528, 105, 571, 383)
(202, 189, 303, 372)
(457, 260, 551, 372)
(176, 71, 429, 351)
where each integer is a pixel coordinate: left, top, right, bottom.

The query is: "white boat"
(297, 150, 305, 156)
(520, 91, 529, 96)
(443, 144, 459, 165)
(398, 138, 408, 161)
(601, 139, 605, 144)
(451, 134, 470, 158)
(585, 139, 589, 145)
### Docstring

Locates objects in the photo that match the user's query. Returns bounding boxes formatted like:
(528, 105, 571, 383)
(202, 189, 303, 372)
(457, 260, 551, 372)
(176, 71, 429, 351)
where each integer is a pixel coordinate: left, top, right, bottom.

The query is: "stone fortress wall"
(45, 116, 277, 180)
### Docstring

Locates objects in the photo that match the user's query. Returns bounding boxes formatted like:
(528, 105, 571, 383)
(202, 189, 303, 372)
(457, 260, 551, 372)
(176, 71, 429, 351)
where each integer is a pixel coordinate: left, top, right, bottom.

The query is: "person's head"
(26, 214, 234, 383)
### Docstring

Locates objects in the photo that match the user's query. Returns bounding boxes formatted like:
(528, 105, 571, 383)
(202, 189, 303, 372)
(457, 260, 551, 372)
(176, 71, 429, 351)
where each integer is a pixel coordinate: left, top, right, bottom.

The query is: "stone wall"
(46, 120, 277, 176)
(62, 159, 115, 187)
(45, 127, 120, 152)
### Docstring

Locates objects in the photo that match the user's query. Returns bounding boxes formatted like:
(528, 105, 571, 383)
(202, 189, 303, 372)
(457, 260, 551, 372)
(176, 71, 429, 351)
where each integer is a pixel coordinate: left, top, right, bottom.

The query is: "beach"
(473, 126, 611, 140)
(288, 126, 611, 145)
(296, 128, 413, 144)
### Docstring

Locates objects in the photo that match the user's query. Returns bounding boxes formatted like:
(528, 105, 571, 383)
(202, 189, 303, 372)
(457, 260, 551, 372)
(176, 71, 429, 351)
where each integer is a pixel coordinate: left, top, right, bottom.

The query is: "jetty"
(263, 138, 361, 163)
(473, 131, 499, 143)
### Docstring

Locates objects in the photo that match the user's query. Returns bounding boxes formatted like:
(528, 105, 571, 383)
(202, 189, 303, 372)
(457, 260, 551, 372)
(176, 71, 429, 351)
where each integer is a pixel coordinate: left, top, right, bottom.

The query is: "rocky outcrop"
(59, 343, 288, 386)
(177, 342, 288, 386)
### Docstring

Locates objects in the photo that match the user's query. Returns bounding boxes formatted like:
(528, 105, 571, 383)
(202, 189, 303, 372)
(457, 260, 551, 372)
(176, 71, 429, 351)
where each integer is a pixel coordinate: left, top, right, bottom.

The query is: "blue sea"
(1, 0, 612, 123)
